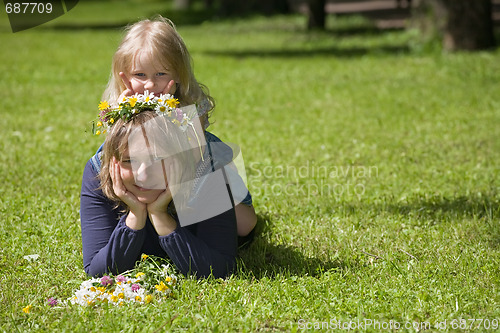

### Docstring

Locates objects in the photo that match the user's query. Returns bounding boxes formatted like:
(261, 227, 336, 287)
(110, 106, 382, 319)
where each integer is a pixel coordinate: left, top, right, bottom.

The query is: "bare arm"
(235, 203, 257, 237)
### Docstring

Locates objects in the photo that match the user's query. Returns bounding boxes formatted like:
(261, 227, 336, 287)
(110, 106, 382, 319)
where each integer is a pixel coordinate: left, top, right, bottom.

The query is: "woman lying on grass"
(81, 104, 251, 278)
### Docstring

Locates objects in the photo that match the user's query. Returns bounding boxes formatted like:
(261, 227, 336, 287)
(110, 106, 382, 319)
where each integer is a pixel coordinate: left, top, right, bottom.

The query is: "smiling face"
(128, 51, 176, 96)
(118, 127, 171, 204)
(118, 153, 166, 205)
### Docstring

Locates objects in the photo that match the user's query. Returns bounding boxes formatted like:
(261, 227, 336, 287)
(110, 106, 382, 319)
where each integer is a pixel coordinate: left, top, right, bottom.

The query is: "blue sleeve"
(80, 160, 146, 276)
(240, 192, 253, 206)
(159, 204, 238, 278)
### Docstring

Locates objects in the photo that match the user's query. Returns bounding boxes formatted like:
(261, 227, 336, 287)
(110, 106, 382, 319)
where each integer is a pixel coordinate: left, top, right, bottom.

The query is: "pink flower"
(131, 283, 141, 292)
(116, 275, 126, 283)
(47, 297, 58, 307)
(100, 275, 113, 286)
(99, 109, 109, 122)
(175, 109, 184, 121)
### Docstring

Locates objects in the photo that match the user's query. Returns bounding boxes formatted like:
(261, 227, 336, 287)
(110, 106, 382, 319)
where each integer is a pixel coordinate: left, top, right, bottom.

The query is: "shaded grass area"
(1, 0, 499, 331)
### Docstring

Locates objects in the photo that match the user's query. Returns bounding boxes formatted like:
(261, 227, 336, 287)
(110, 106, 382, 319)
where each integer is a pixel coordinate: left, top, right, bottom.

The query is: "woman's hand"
(147, 188, 177, 236)
(110, 157, 147, 230)
(147, 187, 173, 216)
(147, 158, 180, 236)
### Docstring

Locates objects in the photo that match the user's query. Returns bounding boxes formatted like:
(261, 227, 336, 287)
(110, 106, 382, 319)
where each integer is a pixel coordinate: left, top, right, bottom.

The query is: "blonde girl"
(103, 16, 213, 128)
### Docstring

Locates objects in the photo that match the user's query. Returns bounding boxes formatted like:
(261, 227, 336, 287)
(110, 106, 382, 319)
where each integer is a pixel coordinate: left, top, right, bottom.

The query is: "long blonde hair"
(102, 16, 213, 126)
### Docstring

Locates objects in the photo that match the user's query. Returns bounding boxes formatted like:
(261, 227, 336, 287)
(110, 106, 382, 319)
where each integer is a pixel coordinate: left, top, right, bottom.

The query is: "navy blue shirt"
(80, 132, 250, 278)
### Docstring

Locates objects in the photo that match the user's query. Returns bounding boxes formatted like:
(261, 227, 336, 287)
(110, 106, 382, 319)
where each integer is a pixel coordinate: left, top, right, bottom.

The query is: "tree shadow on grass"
(203, 44, 409, 59)
(331, 4, 411, 27)
(396, 195, 499, 248)
(340, 193, 500, 248)
(236, 213, 348, 279)
(40, 8, 214, 31)
(236, 194, 499, 279)
(378, 194, 499, 221)
(326, 24, 404, 37)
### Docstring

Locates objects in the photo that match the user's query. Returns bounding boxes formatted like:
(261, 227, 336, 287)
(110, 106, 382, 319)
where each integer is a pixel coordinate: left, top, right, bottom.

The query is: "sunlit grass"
(1, 0, 499, 331)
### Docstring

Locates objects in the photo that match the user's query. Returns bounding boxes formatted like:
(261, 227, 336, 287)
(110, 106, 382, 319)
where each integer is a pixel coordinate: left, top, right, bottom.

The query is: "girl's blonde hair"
(99, 111, 196, 207)
(102, 16, 213, 126)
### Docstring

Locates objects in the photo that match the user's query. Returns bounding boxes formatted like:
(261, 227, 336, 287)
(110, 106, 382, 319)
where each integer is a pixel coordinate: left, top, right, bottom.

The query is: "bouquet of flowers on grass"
(68, 254, 179, 307)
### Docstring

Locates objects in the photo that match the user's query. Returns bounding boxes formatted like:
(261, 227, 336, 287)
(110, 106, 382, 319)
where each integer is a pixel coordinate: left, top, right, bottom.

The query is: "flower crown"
(92, 91, 194, 135)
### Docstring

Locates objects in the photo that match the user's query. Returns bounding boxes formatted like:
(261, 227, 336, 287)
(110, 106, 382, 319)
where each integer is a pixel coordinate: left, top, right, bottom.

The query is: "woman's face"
(119, 140, 170, 204)
(128, 51, 176, 96)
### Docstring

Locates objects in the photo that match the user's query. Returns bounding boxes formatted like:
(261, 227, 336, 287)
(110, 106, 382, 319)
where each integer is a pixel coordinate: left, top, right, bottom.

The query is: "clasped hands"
(110, 156, 181, 236)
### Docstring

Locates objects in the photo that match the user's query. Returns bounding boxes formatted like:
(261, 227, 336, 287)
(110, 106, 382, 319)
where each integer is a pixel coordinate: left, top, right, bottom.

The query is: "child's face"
(128, 51, 176, 96)
(119, 150, 167, 204)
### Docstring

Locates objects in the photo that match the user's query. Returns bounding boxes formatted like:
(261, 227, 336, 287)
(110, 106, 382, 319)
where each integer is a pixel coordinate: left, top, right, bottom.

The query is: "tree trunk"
(217, 0, 289, 17)
(442, 0, 495, 50)
(203, 0, 214, 9)
(412, 0, 495, 51)
(218, 0, 243, 16)
(307, 0, 326, 30)
(174, 0, 191, 10)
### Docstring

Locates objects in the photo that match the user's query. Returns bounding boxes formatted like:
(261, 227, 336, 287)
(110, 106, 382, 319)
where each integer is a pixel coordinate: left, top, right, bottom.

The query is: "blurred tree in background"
(171, 0, 496, 51)
(177, 0, 290, 16)
(174, 0, 214, 10)
(174, 0, 191, 10)
(306, 0, 326, 30)
(412, 0, 496, 51)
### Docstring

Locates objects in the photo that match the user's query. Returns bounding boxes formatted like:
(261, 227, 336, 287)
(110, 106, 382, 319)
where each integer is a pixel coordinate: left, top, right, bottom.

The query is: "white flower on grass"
(65, 255, 178, 307)
(67, 272, 177, 306)
(23, 254, 40, 262)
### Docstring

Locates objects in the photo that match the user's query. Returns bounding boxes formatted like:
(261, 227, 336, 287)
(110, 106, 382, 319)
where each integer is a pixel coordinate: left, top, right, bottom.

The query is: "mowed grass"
(0, 1, 499, 331)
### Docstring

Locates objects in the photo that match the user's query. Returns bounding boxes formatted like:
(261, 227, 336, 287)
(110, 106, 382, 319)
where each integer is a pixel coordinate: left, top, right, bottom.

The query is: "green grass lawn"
(1, 1, 499, 331)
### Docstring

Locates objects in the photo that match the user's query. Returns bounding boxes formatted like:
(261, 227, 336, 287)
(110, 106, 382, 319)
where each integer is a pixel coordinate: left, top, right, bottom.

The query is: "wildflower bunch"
(93, 91, 195, 135)
(68, 254, 178, 307)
